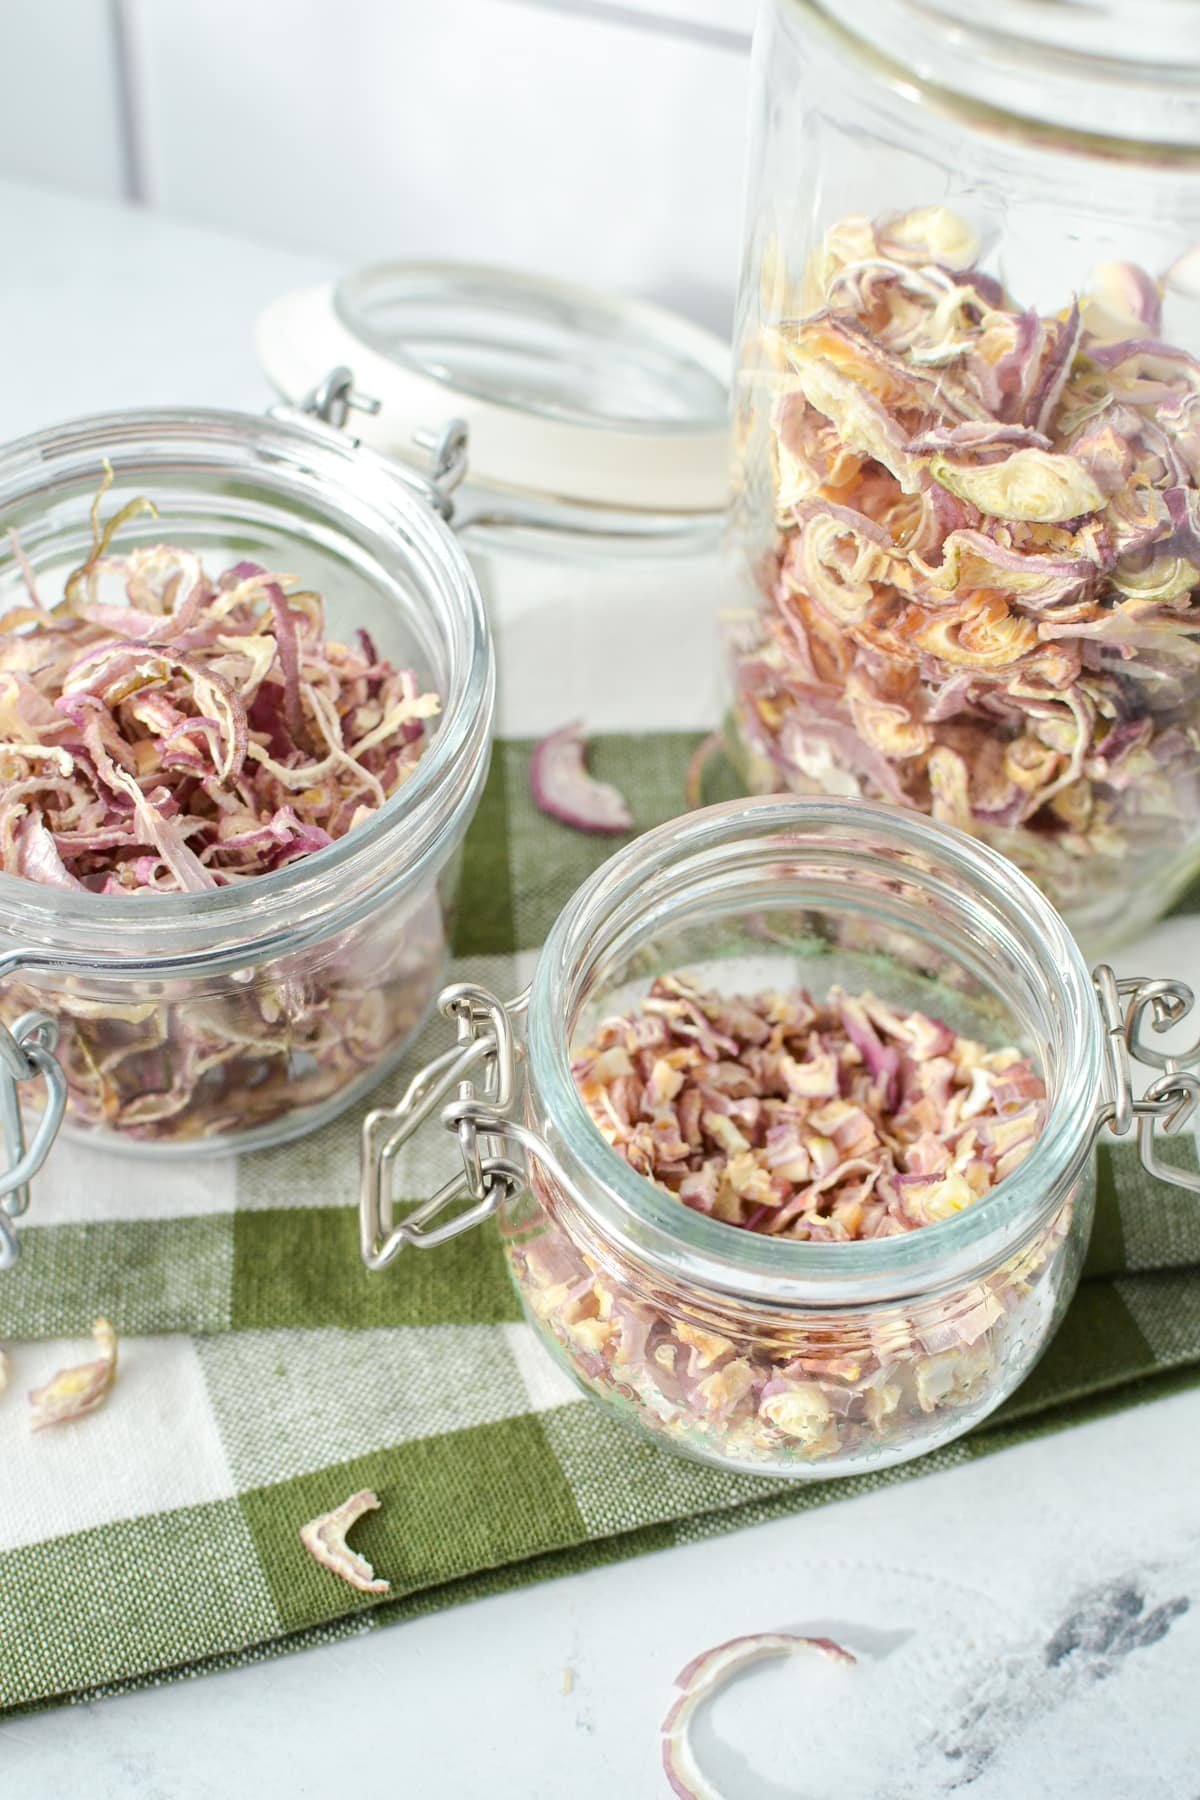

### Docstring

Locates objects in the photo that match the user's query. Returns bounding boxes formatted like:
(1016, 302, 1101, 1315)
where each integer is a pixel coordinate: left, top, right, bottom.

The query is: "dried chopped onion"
(507, 976, 1063, 1470)
(573, 976, 1044, 1242)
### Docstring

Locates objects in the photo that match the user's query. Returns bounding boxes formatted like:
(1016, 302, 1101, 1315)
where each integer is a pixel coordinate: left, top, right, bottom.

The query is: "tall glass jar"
(0, 406, 493, 1193)
(727, 0, 1200, 952)
(359, 795, 1200, 1481)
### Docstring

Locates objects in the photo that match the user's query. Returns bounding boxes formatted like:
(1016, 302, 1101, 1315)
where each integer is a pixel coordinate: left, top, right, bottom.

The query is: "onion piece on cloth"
(28, 1317, 118, 1431)
(530, 722, 634, 835)
(661, 1632, 856, 1799)
(299, 1489, 390, 1595)
(685, 731, 725, 812)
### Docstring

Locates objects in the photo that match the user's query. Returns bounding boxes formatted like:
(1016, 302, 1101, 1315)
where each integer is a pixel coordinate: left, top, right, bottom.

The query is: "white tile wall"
(0, 0, 128, 199)
(121, 0, 752, 331)
(0, 0, 753, 336)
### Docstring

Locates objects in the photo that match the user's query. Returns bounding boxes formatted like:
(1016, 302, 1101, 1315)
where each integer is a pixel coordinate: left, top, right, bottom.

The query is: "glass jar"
(727, 0, 1200, 952)
(359, 795, 1200, 1480)
(257, 265, 732, 735)
(0, 405, 492, 1220)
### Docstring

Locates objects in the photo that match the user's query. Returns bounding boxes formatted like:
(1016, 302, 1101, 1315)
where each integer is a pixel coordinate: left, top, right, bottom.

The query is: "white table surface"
(2, 176, 1198, 1800)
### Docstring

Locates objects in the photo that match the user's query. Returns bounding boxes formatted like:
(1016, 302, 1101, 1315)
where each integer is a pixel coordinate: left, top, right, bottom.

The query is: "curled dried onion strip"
(299, 1489, 390, 1595)
(28, 1318, 118, 1431)
(530, 722, 633, 835)
(661, 1632, 856, 1800)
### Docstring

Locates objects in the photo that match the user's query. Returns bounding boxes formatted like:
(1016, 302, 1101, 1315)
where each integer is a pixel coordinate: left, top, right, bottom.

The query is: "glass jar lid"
(256, 264, 731, 514)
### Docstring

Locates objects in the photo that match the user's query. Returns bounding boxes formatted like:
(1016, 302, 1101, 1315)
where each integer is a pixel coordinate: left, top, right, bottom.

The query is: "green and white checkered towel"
(1, 732, 1198, 1714)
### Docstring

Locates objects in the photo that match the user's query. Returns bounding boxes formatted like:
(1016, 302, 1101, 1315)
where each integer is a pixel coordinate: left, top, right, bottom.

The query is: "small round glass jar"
(258, 264, 731, 735)
(361, 796, 1200, 1480)
(0, 405, 492, 1183)
(726, 0, 1200, 952)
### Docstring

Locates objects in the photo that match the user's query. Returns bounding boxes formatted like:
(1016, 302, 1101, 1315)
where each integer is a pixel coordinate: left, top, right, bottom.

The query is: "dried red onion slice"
(28, 1318, 118, 1431)
(530, 721, 633, 835)
(299, 1489, 389, 1595)
(661, 1632, 856, 1800)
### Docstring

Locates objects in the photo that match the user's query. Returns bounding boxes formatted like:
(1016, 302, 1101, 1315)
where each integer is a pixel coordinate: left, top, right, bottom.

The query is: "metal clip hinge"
(297, 365, 382, 433)
(0, 1011, 67, 1270)
(1093, 964, 1200, 1193)
(286, 366, 468, 522)
(359, 981, 531, 1270)
(362, 963, 1200, 1271)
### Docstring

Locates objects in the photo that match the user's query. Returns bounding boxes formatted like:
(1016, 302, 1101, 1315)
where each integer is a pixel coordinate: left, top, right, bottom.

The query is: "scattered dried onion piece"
(685, 730, 724, 812)
(0, 499, 445, 1146)
(661, 1632, 856, 1800)
(530, 722, 633, 835)
(28, 1317, 117, 1431)
(299, 1488, 390, 1595)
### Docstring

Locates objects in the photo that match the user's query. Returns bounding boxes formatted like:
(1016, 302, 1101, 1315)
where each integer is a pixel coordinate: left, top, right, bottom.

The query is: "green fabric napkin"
(1, 732, 1198, 1714)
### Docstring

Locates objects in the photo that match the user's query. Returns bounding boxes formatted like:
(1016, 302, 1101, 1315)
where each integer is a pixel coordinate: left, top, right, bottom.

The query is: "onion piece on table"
(661, 1632, 855, 1800)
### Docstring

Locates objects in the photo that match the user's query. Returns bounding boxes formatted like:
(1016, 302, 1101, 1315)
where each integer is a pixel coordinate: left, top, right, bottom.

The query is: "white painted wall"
(0, 0, 757, 333)
(0, 1, 128, 199)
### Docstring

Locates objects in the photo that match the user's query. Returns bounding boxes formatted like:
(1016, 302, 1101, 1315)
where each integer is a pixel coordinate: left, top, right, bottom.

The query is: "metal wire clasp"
(0, 1005, 67, 1270)
(360, 962, 1200, 1272)
(284, 364, 468, 522)
(1093, 964, 1200, 1192)
(359, 981, 534, 1270)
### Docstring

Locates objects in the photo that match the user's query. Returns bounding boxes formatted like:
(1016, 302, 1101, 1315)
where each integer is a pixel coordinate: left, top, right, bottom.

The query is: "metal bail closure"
(360, 981, 535, 1271)
(0, 1008, 68, 1270)
(1092, 964, 1200, 1193)
(361, 961, 1200, 1272)
(286, 364, 468, 522)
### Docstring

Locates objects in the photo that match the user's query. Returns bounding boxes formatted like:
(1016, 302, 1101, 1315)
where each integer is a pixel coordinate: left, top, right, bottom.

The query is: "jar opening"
(528, 797, 1101, 1303)
(335, 264, 730, 434)
(0, 407, 493, 971)
(788, 0, 1200, 161)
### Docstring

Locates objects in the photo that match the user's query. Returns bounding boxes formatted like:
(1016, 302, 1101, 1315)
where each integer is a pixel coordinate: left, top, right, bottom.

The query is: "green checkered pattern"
(1, 733, 1198, 1714)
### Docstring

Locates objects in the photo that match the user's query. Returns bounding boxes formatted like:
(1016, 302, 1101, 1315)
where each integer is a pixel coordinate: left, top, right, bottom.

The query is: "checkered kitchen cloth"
(2, 732, 1199, 1713)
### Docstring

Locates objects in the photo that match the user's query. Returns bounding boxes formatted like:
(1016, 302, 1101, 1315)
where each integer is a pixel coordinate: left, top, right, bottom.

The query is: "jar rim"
(0, 406, 494, 970)
(527, 796, 1101, 1304)
(787, 0, 1200, 167)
